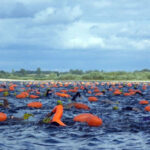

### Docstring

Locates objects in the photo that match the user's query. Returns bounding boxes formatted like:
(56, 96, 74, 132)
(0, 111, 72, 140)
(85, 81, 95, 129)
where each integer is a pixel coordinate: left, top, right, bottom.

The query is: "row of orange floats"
(1, 82, 148, 97)
(0, 102, 42, 121)
(16, 92, 29, 99)
(16, 92, 39, 99)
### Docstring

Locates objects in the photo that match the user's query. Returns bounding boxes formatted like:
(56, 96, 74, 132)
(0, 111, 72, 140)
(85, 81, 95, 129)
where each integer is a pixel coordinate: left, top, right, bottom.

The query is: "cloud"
(0, 0, 150, 52)
(58, 20, 150, 50)
(64, 36, 104, 49)
(131, 40, 150, 50)
(0, 0, 54, 19)
(0, 1, 32, 18)
(34, 7, 55, 23)
(33, 5, 82, 24)
(59, 21, 105, 49)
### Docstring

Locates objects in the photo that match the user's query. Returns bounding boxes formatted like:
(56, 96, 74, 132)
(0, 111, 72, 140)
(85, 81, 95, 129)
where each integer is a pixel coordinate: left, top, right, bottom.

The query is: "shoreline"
(0, 78, 150, 82)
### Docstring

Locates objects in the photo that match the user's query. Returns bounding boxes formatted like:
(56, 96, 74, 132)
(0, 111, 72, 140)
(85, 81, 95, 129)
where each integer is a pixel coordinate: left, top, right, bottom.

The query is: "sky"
(0, 0, 150, 72)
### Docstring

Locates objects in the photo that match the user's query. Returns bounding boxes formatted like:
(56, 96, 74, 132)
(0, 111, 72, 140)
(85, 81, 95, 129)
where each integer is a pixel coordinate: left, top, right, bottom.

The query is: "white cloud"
(66, 37, 104, 49)
(33, 5, 82, 24)
(131, 40, 150, 50)
(59, 21, 105, 49)
(0, 0, 150, 51)
(34, 7, 55, 23)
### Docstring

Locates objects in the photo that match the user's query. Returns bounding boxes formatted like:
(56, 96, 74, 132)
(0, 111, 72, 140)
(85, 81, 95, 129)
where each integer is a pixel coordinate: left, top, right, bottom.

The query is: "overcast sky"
(0, 0, 150, 71)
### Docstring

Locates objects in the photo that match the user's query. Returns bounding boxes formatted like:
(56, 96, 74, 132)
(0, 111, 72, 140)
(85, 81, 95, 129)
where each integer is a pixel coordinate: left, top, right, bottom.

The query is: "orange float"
(80, 86, 84, 90)
(128, 89, 134, 92)
(88, 97, 98, 102)
(142, 85, 147, 90)
(36, 91, 41, 95)
(88, 91, 92, 94)
(55, 92, 71, 98)
(139, 100, 149, 105)
(95, 92, 103, 96)
(127, 83, 132, 87)
(0, 88, 5, 92)
(0, 112, 7, 122)
(145, 106, 150, 111)
(74, 103, 90, 110)
(94, 88, 100, 93)
(113, 89, 122, 95)
(16, 92, 29, 99)
(27, 102, 42, 108)
(29, 95, 39, 99)
(73, 113, 102, 127)
(124, 93, 131, 96)
(60, 90, 67, 94)
(68, 89, 78, 93)
(118, 85, 123, 88)
(9, 84, 17, 91)
(16, 94, 27, 99)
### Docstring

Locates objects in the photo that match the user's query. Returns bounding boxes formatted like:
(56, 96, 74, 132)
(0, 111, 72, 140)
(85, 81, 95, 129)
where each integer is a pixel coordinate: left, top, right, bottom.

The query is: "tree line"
(0, 68, 150, 80)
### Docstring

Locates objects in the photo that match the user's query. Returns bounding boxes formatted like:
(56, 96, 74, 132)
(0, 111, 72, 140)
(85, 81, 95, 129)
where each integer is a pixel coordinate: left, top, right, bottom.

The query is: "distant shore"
(0, 78, 150, 82)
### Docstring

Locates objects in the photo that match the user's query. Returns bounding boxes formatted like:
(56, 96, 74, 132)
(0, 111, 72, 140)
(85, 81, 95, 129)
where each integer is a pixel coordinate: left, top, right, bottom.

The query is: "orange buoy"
(22, 92, 29, 97)
(27, 102, 42, 108)
(74, 113, 92, 122)
(118, 85, 123, 88)
(74, 103, 90, 110)
(29, 95, 39, 99)
(86, 115, 102, 127)
(88, 91, 92, 94)
(16, 92, 29, 99)
(55, 92, 71, 98)
(127, 83, 132, 87)
(95, 92, 103, 96)
(68, 89, 78, 93)
(88, 97, 98, 102)
(73, 113, 102, 127)
(145, 106, 150, 112)
(0, 112, 7, 122)
(16, 94, 27, 99)
(0, 88, 5, 92)
(142, 85, 147, 90)
(124, 93, 131, 96)
(113, 89, 122, 95)
(139, 100, 149, 105)
(36, 91, 41, 95)
(94, 89, 100, 93)
(60, 90, 67, 94)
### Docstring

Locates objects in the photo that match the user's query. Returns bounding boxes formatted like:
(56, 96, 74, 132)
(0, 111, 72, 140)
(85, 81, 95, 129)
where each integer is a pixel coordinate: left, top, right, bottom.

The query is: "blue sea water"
(0, 81, 150, 150)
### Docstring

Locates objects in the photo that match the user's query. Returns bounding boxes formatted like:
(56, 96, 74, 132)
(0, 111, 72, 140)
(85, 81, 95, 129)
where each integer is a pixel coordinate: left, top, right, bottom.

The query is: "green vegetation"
(0, 68, 150, 81)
